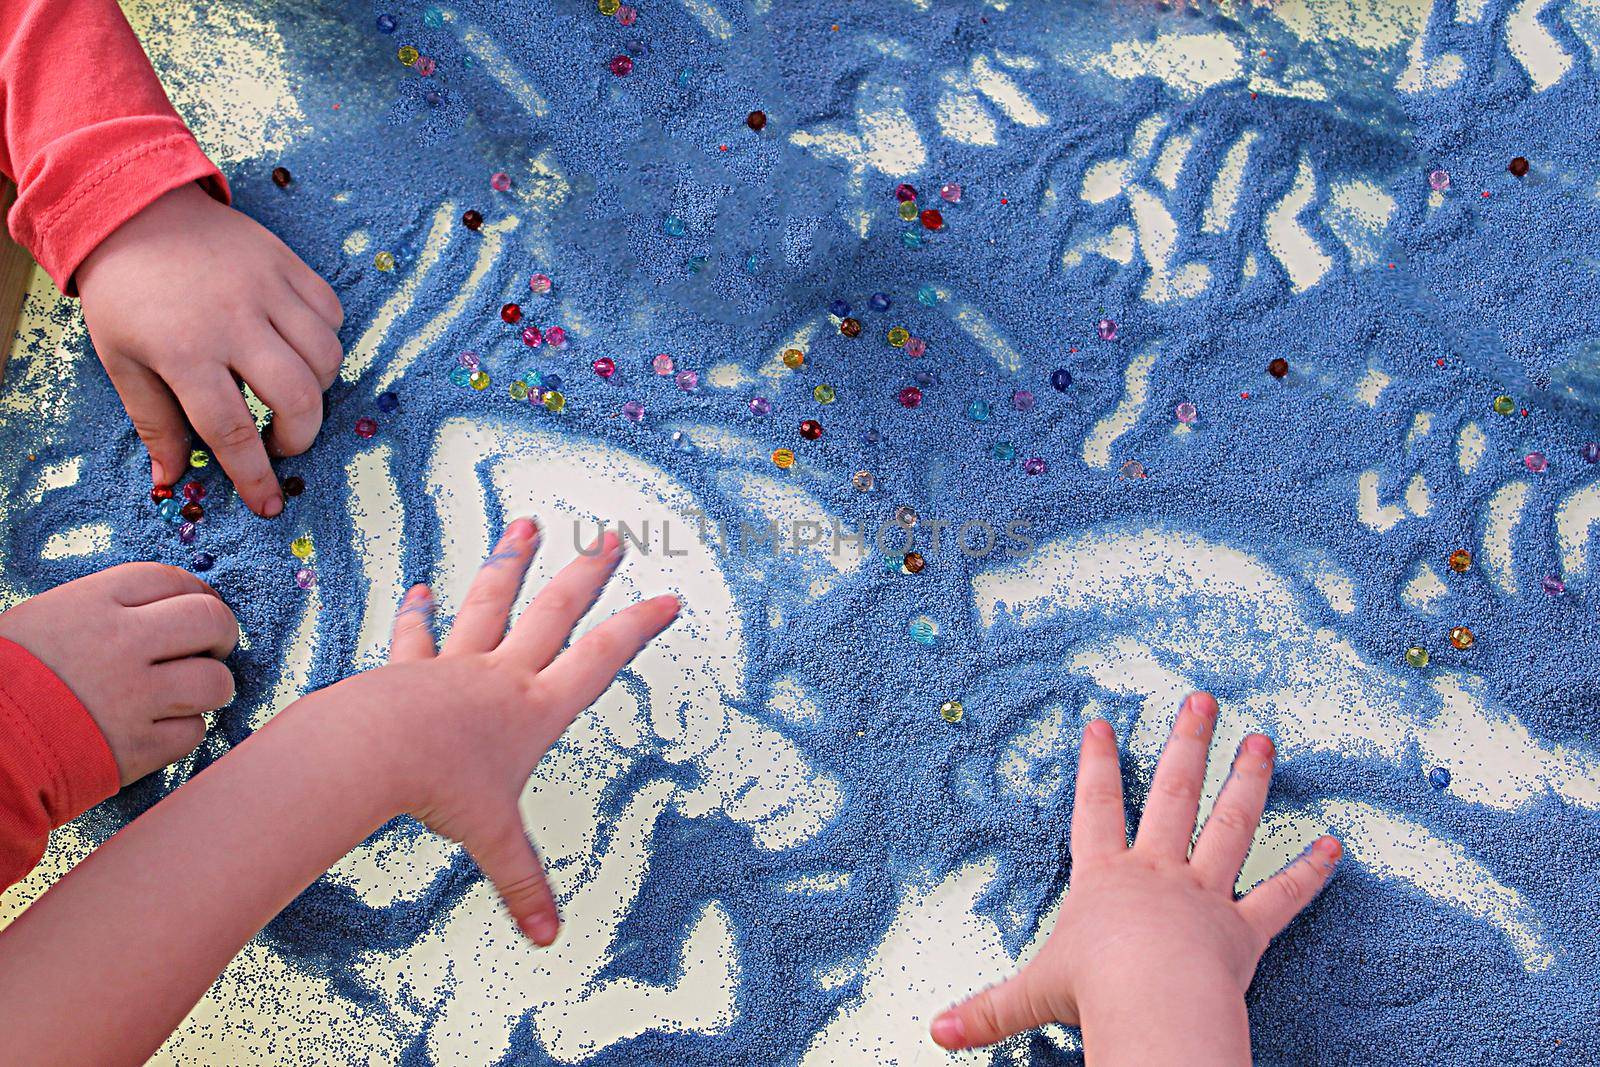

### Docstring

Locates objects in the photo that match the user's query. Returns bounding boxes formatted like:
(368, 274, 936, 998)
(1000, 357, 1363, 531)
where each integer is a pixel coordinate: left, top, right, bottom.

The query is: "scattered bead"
(663, 216, 686, 237)
(867, 293, 891, 312)
(1428, 169, 1450, 192)
(1096, 318, 1118, 341)
(799, 419, 823, 440)
(1405, 646, 1430, 669)
(914, 369, 936, 387)
(676, 369, 699, 392)
(852, 470, 875, 491)
(521, 326, 544, 347)
(529, 273, 552, 294)
(1582, 443, 1600, 464)
(193, 551, 216, 572)
(282, 475, 305, 497)
(863, 428, 882, 445)
(459, 350, 480, 369)
(1050, 368, 1073, 391)
(189, 450, 210, 469)
(887, 327, 909, 347)
(1448, 549, 1472, 573)
(157, 499, 182, 523)
(449, 367, 472, 388)
(610, 54, 634, 76)
(510, 380, 529, 400)
(545, 326, 568, 348)
(840, 317, 862, 338)
(1542, 575, 1567, 596)
(151, 484, 174, 503)
(1508, 156, 1529, 177)
(901, 230, 922, 249)
(1268, 357, 1289, 379)
(377, 391, 400, 413)
(291, 535, 314, 560)
(746, 110, 767, 131)
(898, 200, 919, 222)
(415, 56, 436, 76)
(782, 348, 805, 369)
(617, 4, 637, 25)
(1524, 451, 1548, 473)
(908, 615, 939, 646)
(939, 182, 962, 203)
(919, 208, 943, 230)
(653, 353, 676, 375)
(814, 384, 836, 404)
(543, 390, 566, 413)
(772, 448, 795, 469)
(182, 482, 206, 503)
(967, 399, 991, 422)
(898, 386, 923, 408)
(490, 172, 512, 192)
(599, 0, 620, 13)
(178, 522, 198, 545)
(622, 400, 646, 422)
(501, 303, 522, 323)
(894, 506, 919, 528)
(374, 251, 396, 272)
(903, 551, 926, 574)
(422, 6, 444, 27)
(917, 285, 939, 307)
(355, 417, 378, 438)
(376, 14, 397, 33)
(1009, 390, 1034, 413)
(398, 45, 419, 65)
(1427, 766, 1451, 789)
(828, 299, 851, 317)
(462, 210, 483, 230)
(1449, 625, 1475, 650)
(543, 373, 563, 391)
(1493, 395, 1515, 415)
(1175, 401, 1197, 424)
(904, 337, 926, 358)
(670, 430, 695, 452)
(1023, 457, 1047, 475)
(994, 441, 1016, 462)
(295, 567, 317, 590)
(749, 396, 772, 416)
(894, 183, 917, 202)
(1119, 459, 1147, 479)
(593, 357, 616, 378)
(939, 700, 964, 724)
(271, 167, 292, 188)
(470, 370, 490, 390)
(179, 502, 203, 522)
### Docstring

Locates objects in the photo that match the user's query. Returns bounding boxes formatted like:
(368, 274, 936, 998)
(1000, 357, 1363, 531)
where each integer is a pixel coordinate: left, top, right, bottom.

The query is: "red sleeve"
(0, 637, 120, 889)
(0, 0, 230, 294)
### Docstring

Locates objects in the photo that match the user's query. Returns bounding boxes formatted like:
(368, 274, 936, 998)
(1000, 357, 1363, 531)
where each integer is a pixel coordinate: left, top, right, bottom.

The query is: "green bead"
(510, 380, 529, 400)
(1492, 395, 1515, 415)
(939, 700, 964, 724)
(1405, 646, 1430, 669)
(813, 383, 836, 404)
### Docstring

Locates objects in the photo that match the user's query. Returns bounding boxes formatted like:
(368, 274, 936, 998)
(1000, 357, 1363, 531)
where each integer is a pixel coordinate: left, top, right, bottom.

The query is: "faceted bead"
(1492, 395, 1515, 415)
(919, 208, 943, 230)
(1449, 626, 1475, 650)
(599, 0, 619, 12)
(542, 371, 563, 390)
(869, 292, 891, 312)
(894, 506, 918, 528)
(898, 386, 922, 408)
(782, 349, 805, 369)
(894, 183, 917, 202)
(914, 369, 936, 387)
(490, 172, 512, 191)
(271, 167, 292, 188)
(771, 448, 795, 469)
(917, 285, 939, 306)
(374, 251, 396, 271)
(422, 6, 444, 27)
(459, 350, 481, 369)
(461, 210, 483, 230)
(840, 317, 862, 338)
(1012, 390, 1035, 412)
(157, 499, 181, 522)
(470, 370, 490, 390)
(939, 700, 964, 724)
(622, 400, 646, 422)
(653, 353, 676, 375)
(616, 5, 637, 24)
(281, 475, 306, 497)
(1542, 575, 1567, 595)
(1428, 169, 1450, 192)
(1023, 457, 1047, 475)
(610, 54, 634, 76)
(863, 428, 882, 445)
(967, 400, 990, 422)
(813, 384, 836, 404)
(1583, 443, 1600, 464)
(670, 430, 695, 452)
(749, 396, 772, 415)
(1427, 766, 1451, 789)
(151, 484, 174, 502)
(193, 551, 216, 572)
(398, 45, 419, 65)
(376, 14, 397, 32)
(675, 370, 699, 392)
(529, 273, 553, 294)
(904, 337, 926, 358)
(940, 182, 961, 203)
(993, 441, 1016, 462)
(290, 535, 314, 560)
(1050, 368, 1073, 391)
(593, 357, 616, 378)
(898, 201, 918, 221)
(501, 303, 522, 323)
(509, 380, 529, 400)
(543, 390, 566, 413)
(180, 502, 203, 522)
(903, 552, 926, 574)
(663, 216, 686, 237)
(182, 482, 206, 502)
(1448, 549, 1472, 573)
(178, 522, 198, 545)
(746, 110, 767, 131)
(1268, 358, 1289, 379)
(1405, 646, 1430, 668)
(1119, 459, 1146, 479)
(887, 327, 909, 347)
(1508, 156, 1529, 177)
(799, 419, 823, 440)
(295, 567, 317, 590)
(828, 300, 851, 318)
(545, 326, 568, 348)
(449, 367, 472, 388)
(902, 230, 922, 249)
(355, 417, 378, 438)
(908, 615, 939, 645)
(423, 91, 442, 107)
(1096, 318, 1118, 341)
(1524, 452, 1548, 473)
(1175, 402, 1197, 424)
(852, 470, 875, 491)
(521, 326, 543, 347)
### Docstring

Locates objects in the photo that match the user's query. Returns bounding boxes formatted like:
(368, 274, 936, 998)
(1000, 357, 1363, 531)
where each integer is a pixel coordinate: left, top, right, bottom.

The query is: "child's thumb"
(467, 813, 561, 946)
(930, 966, 1060, 1050)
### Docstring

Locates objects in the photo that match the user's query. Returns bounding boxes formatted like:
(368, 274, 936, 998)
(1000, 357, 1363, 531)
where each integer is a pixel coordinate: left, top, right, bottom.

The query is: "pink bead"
(675, 369, 698, 392)
(1175, 401, 1197, 424)
(652, 353, 675, 375)
(355, 417, 378, 439)
(1525, 451, 1548, 473)
(894, 183, 917, 202)
(521, 325, 543, 347)
(490, 172, 512, 191)
(182, 482, 206, 502)
(415, 56, 436, 76)
(898, 386, 922, 408)
(610, 55, 633, 76)
(529, 273, 552, 294)
(622, 400, 645, 422)
(617, 4, 637, 24)
(939, 182, 962, 203)
(904, 337, 926, 358)
(545, 326, 568, 348)
(1428, 169, 1450, 192)
(593, 357, 616, 378)
(1097, 318, 1118, 341)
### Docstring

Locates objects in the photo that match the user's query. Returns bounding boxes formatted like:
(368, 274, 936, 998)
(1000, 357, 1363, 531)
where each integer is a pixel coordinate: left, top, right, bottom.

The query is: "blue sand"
(4, 1, 1600, 1063)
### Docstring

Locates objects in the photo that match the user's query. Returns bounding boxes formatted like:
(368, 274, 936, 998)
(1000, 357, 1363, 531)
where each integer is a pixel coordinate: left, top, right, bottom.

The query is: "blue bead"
(901, 230, 921, 249)
(663, 216, 686, 237)
(828, 300, 850, 318)
(542, 373, 563, 390)
(376, 391, 400, 413)
(743, 253, 760, 274)
(1050, 368, 1073, 391)
(993, 441, 1017, 461)
(1427, 766, 1451, 789)
(917, 285, 939, 307)
(967, 399, 991, 422)
(422, 6, 443, 27)
(914, 370, 936, 386)
(424, 91, 442, 107)
(192, 552, 216, 572)
(862, 428, 881, 445)
(376, 14, 397, 32)
(908, 616, 939, 646)
(670, 430, 695, 452)
(868, 292, 891, 312)
(157, 499, 181, 522)
(449, 367, 472, 387)
(688, 254, 708, 274)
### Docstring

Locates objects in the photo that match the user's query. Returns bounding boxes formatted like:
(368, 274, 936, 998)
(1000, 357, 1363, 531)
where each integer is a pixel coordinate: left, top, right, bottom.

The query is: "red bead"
(746, 110, 767, 131)
(182, 482, 206, 502)
(271, 167, 292, 188)
(355, 417, 378, 439)
(839, 317, 862, 338)
(462, 209, 483, 230)
(609, 55, 633, 76)
(799, 419, 823, 440)
(1268, 358, 1289, 379)
(593, 357, 616, 378)
(501, 303, 522, 324)
(521, 325, 543, 347)
(281, 475, 306, 496)
(151, 484, 174, 502)
(179, 502, 203, 522)
(894, 183, 917, 202)
(919, 208, 943, 230)
(1508, 156, 1529, 177)
(898, 386, 923, 408)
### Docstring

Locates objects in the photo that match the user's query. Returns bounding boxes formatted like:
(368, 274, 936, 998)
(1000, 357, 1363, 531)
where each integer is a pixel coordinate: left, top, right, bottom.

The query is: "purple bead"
(1023, 457, 1047, 475)
(1011, 390, 1035, 412)
(1542, 575, 1567, 595)
(295, 567, 317, 590)
(749, 396, 772, 415)
(622, 400, 646, 422)
(1582, 442, 1600, 464)
(192, 551, 216, 572)
(1096, 318, 1118, 341)
(457, 350, 480, 369)
(1428, 169, 1450, 192)
(178, 521, 198, 545)
(869, 292, 891, 311)
(1050, 368, 1072, 391)
(828, 300, 850, 318)
(675, 369, 699, 392)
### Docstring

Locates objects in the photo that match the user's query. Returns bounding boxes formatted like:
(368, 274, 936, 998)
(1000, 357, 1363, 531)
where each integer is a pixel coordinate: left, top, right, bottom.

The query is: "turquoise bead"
(993, 441, 1016, 461)
(908, 616, 939, 646)
(967, 399, 991, 422)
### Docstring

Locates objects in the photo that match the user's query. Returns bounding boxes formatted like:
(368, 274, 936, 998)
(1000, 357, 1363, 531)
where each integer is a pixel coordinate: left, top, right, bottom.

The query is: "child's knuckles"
(1074, 780, 1123, 808)
(1203, 802, 1256, 837)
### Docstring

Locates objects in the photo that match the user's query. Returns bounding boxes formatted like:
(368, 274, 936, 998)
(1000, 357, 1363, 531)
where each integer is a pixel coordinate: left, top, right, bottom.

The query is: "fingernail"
(1314, 835, 1343, 863)
(262, 495, 284, 519)
(1085, 718, 1113, 741)
(504, 517, 536, 543)
(151, 459, 168, 486)
(1244, 734, 1274, 759)
(521, 913, 559, 945)
(1185, 692, 1218, 720)
(603, 530, 623, 557)
(930, 1011, 967, 1049)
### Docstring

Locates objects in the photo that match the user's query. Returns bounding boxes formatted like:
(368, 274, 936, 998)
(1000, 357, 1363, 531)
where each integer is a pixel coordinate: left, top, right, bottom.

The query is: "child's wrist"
(1077, 969, 1250, 1065)
(275, 681, 413, 826)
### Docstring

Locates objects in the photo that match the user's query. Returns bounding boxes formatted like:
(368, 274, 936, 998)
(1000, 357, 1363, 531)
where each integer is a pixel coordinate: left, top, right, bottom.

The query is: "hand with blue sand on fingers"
(931, 692, 1341, 1065)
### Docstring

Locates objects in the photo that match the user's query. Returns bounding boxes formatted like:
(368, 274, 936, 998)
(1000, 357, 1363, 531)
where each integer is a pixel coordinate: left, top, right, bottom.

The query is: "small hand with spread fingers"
(931, 693, 1340, 1064)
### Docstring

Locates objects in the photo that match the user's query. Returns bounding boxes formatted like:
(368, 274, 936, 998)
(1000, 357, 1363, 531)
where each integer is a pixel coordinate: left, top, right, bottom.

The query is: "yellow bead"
(188, 449, 210, 469)
(290, 536, 314, 560)
(1405, 646, 1430, 668)
(543, 390, 566, 413)
(939, 700, 964, 724)
(887, 327, 909, 347)
(1492, 395, 1515, 415)
(598, 0, 620, 11)
(510, 380, 529, 400)
(898, 200, 918, 221)
(469, 370, 490, 390)
(772, 447, 795, 469)
(1447, 549, 1472, 573)
(1449, 626, 1475, 650)
(374, 251, 396, 272)
(398, 45, 419, 66)
(782, 348, 805, 369)
(813, 383, 836, 404)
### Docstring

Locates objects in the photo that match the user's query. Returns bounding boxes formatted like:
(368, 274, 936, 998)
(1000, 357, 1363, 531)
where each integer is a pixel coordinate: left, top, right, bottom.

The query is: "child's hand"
(0, 563, 238, 785)
(75, 183, 344, 517)
(931, 693, 1340, 1063)
(309, 519, 680, 945)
